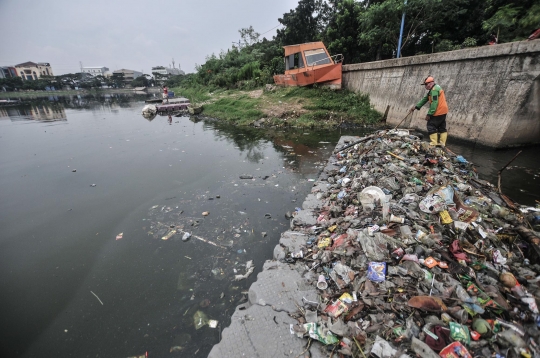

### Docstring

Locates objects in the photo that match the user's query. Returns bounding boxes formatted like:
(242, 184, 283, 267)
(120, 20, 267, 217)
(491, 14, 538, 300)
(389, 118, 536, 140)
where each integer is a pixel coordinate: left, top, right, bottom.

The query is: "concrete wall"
(343, 40, 540, 148)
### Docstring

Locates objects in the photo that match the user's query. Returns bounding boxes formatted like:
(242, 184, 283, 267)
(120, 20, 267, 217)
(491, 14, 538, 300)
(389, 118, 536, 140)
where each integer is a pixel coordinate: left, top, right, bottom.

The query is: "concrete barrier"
(343, 40, 540, 148)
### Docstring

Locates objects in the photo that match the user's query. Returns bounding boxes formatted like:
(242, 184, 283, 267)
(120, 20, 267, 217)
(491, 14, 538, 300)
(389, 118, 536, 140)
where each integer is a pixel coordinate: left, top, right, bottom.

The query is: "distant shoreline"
(0, 87, 160, 99)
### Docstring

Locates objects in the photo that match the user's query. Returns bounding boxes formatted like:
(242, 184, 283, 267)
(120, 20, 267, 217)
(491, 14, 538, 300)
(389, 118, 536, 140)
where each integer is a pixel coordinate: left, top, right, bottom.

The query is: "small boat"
(167, 97, 190, 104)
(155, 97, 190, 112)
(273, 41, 343, 89)
(133, 86, 147, 91)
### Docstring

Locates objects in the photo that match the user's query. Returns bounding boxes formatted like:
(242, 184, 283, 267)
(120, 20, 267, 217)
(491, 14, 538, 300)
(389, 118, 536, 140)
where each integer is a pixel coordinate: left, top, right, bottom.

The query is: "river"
(0, 94, 537, 357)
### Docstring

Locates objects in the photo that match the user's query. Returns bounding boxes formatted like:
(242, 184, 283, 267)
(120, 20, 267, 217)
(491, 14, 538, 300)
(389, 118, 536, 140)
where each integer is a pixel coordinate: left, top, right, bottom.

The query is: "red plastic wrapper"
(324, 299, 348, 318)
(438, 341, 472, 358)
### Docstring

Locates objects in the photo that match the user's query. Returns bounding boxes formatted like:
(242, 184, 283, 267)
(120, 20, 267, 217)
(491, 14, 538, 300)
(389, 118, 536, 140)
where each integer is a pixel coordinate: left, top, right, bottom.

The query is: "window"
(285, 52, 304, 70)
(304, 49, 331, 66)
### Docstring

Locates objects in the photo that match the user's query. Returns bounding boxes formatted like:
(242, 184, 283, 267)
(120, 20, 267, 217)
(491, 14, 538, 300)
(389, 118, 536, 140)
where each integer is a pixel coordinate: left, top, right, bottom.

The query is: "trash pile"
(287, 130, 540, 358)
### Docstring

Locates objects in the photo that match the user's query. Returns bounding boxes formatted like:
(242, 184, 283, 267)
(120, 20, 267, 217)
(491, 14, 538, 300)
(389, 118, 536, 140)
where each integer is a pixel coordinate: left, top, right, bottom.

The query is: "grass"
(175, 84, 384, 129)
(203, 96, 264, 125)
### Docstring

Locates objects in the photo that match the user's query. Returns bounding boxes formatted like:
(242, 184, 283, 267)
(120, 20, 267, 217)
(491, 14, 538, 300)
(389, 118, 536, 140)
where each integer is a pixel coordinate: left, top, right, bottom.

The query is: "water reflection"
(0, 104, 66, 121)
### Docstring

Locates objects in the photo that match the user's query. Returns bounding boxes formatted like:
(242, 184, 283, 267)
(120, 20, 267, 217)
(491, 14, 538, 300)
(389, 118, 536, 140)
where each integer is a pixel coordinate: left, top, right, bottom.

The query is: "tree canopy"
(173, 0, 538, 91)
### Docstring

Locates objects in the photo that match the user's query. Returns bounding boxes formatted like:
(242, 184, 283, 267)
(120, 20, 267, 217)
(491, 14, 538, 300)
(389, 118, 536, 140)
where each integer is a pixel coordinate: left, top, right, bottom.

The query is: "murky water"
(0, 94, 537, 358)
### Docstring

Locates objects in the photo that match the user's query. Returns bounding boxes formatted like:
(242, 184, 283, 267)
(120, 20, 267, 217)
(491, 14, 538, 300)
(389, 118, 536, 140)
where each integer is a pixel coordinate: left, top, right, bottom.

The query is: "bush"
(462, 37, 477, 48)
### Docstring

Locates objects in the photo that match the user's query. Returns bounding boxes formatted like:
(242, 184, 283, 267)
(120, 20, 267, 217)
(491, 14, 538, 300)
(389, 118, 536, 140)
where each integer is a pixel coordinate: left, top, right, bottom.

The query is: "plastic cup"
(447, 307, 468, 324)
(317, 275, 328, 290)
(359, 193, 375, 212)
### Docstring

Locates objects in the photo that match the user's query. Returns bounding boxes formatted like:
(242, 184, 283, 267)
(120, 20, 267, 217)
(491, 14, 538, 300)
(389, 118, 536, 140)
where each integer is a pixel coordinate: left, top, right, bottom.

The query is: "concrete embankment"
(208, 136, 358, 358)
(343, 40, 540, 148)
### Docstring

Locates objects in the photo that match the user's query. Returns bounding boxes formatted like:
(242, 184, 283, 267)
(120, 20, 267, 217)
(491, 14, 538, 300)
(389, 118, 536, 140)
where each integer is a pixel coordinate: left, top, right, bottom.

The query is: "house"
(82, 66, 110, 77)
(151, 66, 184, 77)
(112, 69, 143, 82)
(0, 67, 18, 79)
(14, 62, 54, 80)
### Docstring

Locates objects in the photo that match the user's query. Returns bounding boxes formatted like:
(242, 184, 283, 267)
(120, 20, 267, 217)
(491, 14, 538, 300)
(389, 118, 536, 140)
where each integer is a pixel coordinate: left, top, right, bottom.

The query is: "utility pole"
(79, 61, 83, 73)
(397, 0, 407, 58)
(172, 58, 175, 69)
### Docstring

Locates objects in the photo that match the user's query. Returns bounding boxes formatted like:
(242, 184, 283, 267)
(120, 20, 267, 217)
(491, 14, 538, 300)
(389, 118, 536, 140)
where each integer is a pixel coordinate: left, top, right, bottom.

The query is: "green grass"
(170, 84, 383, 128)
(203, 96, 264, 125)
(173, 85, 213, 103)
(277, 86, 381, 124)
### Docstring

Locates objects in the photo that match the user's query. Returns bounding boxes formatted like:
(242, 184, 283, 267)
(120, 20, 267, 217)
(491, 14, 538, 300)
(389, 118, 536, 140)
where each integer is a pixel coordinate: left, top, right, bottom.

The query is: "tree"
(0, 77, 23, 91)
(131, 75, 149, 87)
(482, 4, 520, 42)
(111, 73, 125, 88)
(239, 26, 260, 46)
(275, 0, 330, 45)
(323, 0, 363, 64)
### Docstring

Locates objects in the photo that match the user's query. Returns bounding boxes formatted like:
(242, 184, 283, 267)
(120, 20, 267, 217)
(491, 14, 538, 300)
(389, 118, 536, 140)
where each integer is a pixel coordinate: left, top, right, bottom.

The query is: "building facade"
(14, 62, 54, 80)
(151, 66, 185, 76)
(0, 67, 18, 79)
(81, 66, 109, 77)
(112, 69, 143, 82)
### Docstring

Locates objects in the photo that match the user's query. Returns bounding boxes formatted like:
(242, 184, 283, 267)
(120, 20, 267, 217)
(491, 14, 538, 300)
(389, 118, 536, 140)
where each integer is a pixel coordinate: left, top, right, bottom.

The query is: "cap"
(421, 76, 435, 85)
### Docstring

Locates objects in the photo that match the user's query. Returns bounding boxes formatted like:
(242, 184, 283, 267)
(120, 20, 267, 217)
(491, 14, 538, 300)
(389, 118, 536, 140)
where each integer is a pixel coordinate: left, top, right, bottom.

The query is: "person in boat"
(162, 86, 169, 103)
(409, 76, 449, 147)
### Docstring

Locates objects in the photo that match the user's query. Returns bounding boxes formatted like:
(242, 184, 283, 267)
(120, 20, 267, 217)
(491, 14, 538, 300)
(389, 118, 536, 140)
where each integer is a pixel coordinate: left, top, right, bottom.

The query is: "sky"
(0, 0, 299, 75)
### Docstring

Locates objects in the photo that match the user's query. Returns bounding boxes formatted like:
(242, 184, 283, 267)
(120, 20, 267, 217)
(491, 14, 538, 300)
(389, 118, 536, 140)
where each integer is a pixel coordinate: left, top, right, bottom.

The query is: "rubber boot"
(429, 133, 438, 146)
(439, 132, 448, 147)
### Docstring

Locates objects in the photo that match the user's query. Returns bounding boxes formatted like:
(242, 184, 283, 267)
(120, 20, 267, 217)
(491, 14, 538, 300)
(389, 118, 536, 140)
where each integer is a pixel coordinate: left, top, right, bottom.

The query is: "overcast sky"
(0, 0, 299, 75)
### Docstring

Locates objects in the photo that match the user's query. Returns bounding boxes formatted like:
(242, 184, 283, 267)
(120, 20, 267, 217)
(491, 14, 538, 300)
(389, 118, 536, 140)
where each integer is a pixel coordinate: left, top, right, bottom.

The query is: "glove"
(425, 115, 431, 121)
(409, 106, 416, 113)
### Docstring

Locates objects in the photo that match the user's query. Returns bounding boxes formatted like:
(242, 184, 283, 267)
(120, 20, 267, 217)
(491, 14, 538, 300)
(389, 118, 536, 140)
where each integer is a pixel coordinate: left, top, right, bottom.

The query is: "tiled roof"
(15, 61, 38, 67)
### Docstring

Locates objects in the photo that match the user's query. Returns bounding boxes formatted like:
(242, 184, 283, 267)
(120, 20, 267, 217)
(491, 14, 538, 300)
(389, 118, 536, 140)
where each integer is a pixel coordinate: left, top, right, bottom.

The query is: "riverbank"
(173, 85, 383, 129)
(0, 87, 160, 99)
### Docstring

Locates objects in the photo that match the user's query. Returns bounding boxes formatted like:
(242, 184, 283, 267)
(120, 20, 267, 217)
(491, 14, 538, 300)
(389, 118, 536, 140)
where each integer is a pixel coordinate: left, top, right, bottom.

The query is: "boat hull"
(273, 63, 342, 89)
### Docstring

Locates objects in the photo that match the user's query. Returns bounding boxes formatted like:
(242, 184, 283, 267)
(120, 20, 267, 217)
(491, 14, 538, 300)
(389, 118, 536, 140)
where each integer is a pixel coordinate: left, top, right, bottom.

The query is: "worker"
(409, 76, 449, 146)
(162, 86, 169, 103)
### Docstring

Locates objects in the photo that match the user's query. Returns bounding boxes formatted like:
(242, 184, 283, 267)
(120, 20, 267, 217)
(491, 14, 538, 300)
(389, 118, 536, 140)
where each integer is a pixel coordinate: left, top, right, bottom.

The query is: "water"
(0, 95, 537, 358)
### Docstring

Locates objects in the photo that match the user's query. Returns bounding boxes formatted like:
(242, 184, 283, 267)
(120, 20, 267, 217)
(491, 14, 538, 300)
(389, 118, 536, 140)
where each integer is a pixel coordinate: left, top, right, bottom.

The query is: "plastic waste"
(276, 131, 540, 358)
(367, 262, 386, 282)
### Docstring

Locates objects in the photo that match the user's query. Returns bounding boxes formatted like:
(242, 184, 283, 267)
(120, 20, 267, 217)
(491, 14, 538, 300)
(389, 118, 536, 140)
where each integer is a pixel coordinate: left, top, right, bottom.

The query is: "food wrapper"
(303, 322, 339, 345)
(324, 299, 348, 318)
(437, 186, 455, 205)
(367, 262, 386, 282)
(317, 237, 332, 248)
(450, 193, 479, 223)
(424, 257, 439, 268)
(440, 210, 453, 224)
(339, 293, 353, 304)
(439, 341, 472, 358)
(449, 322, 471, 345)
(420, 194, 446, 214)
